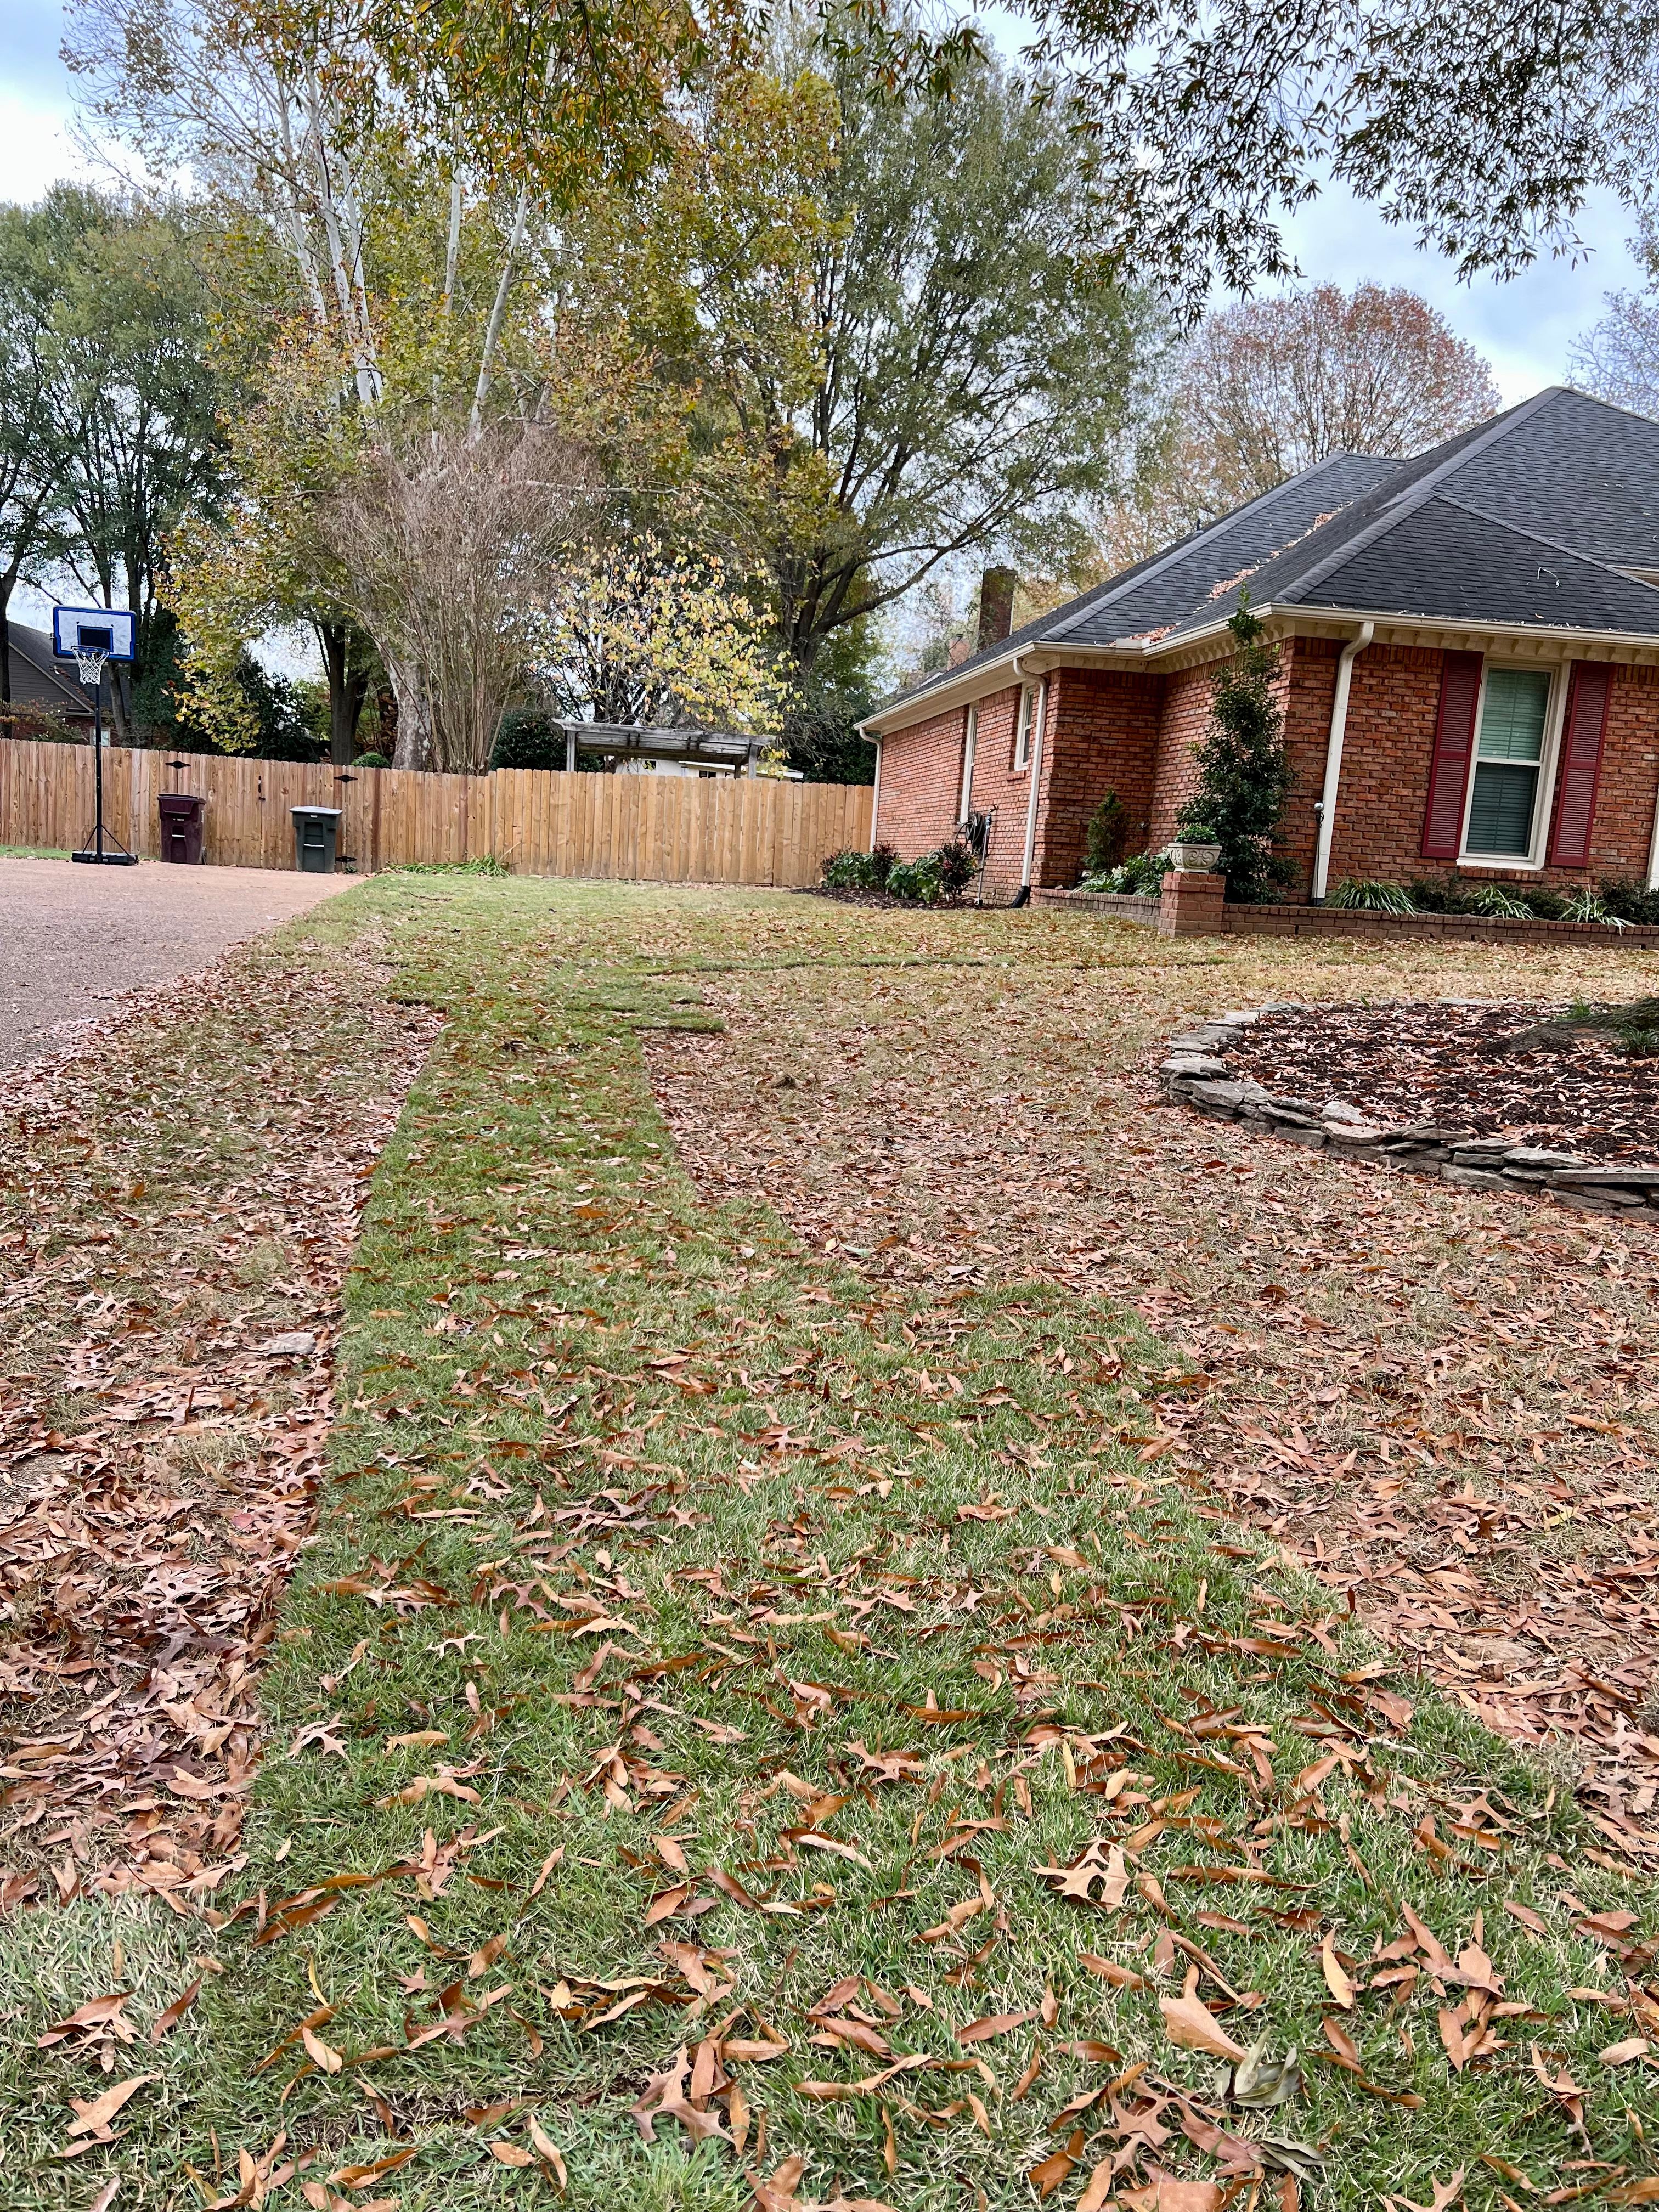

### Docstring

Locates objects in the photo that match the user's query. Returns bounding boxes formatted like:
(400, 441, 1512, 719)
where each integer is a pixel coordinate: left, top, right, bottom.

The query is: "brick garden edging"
(1036, 883, 1659, 949)
(1160, 1007, 1659, 1220)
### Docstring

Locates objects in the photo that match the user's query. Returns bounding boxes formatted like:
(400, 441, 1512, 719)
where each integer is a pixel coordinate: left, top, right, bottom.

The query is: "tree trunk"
(391, 663, 435, 770)
(0, 574, 10, 711)
(318, 619, 371, 764)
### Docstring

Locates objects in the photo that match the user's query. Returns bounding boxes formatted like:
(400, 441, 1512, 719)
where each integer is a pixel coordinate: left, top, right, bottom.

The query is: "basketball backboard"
(53, 606, 136, 665)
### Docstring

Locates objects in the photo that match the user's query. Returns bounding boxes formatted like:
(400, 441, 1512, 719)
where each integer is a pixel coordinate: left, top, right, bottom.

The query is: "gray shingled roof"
(883, 453, 1401, 709)
(873, 387, 1659, 722)
(5, 621, 94, 716)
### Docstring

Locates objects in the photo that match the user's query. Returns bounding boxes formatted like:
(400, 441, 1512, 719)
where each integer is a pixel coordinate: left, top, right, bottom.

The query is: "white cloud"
(0, 86, 94, 206)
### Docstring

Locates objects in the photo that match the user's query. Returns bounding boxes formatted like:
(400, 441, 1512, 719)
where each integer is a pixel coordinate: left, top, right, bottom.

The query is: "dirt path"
(646, 905, 1659, 1861)
(0, 855, 349, 1075)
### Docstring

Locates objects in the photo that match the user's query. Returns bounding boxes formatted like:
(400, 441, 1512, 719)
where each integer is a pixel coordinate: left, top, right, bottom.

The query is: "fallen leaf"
(1600, 2037, 1650, 2066)
(66, 2074, 155, 2140)
(1160, 1972, 1246, 2064)
(1320, 1934, 1353, 2010)
(150, 1977, 204, 2042)
(957, 2008, 1040, 2043)
(301, 2025, 344, 2075)
(1029, 2129, 1085, 2198)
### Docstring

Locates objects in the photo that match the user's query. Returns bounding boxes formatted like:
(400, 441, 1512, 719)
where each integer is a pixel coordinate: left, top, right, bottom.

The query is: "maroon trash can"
(158, 791, 206, 864)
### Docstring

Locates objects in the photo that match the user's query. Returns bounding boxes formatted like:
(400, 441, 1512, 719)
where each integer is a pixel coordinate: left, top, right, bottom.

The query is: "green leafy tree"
(602, 26, 1156, 678)
(1176, 599, 1292, 902)
(0, 204, 75, 713)
(21, 187, 239, 742)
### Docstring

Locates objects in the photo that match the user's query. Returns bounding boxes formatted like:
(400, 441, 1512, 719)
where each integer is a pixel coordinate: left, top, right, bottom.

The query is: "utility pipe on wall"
(1311, 622, 1374, 902)
(868, 738, 883, 855)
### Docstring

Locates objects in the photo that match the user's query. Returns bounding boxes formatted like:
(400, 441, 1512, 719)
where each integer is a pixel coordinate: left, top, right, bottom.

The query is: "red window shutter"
(1548, 663, 1612, 867)
(1420, 650, 1483, 860)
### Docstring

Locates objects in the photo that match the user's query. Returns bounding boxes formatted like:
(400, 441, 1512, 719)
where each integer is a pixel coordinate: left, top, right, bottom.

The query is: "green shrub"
(1176, 597, 1292, 902)
(490, 709, 565, 771)
(1080, 848, 1172, 895)
(1467, 883, 1532, 919)
(870, 842, 896, 890)
(883, 857, 936, 903)
(352, 751, 391, 769)
(1560, 885, 1627, 928)
(1596, 876, 1659, 925)
(1082, 790, 1128, 874)
(1326, 877, 1417, 915)
(821, 849, 877, 891)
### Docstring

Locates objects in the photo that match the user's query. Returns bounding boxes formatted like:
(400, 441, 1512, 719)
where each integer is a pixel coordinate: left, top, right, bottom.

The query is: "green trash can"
(291, 805, 342, 873)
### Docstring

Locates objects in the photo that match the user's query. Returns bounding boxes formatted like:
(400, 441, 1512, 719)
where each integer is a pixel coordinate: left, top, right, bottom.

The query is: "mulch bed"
(1225, 999, 1659, 1160)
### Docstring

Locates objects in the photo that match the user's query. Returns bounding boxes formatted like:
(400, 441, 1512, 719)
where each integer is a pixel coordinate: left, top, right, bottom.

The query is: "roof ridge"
(1429, 488, 1659, 596)
(1045, 452, 1391, 647)
(1267, 389, 1562, 606)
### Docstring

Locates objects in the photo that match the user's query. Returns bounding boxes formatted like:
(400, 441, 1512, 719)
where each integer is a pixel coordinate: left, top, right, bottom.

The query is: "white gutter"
(1014, 658, 1048, 905)
(868, 737, 883, 855)
(1311, 620, 1373, 902)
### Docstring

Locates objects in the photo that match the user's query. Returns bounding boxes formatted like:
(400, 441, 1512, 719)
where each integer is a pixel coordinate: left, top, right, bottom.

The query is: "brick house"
(860, 387, 1659, 904)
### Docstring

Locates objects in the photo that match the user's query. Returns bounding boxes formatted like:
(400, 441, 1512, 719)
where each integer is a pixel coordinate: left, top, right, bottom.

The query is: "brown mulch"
(0, 944, 436, 1910)
(1226, 998, 1659, 1159)
(642, 915, 1659, 1860)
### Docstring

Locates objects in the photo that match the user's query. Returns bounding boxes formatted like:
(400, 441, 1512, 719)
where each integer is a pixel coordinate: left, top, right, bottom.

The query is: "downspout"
(1311, 622, 1373, 903)
(868, 737, 883, 855)
(1012, 659, 1048, 907)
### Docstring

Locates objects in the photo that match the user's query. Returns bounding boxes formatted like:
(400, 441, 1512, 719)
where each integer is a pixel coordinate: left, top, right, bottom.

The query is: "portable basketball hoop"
(53, 606, 139, 866)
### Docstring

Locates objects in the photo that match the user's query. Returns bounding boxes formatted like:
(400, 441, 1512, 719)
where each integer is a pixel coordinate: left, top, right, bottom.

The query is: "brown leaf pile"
(0, 949, 436, 1905)
(646, 929, 1659, 1855)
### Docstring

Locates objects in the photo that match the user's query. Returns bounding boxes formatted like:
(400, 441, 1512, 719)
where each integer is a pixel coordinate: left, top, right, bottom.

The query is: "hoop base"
(71, 850, 139, 865)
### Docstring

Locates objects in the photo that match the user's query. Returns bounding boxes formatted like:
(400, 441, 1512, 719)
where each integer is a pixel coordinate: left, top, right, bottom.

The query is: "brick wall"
(1031, 668, 1162, 889)
(1147, 663, 1215, 844)
(872, 704, 968, 859)
(1330, 646, 1659, 892)
(962, 685, 1029, 902)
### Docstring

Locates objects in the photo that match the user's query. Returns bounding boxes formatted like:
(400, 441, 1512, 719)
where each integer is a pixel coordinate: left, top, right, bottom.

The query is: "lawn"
(1, 874, 1656, 2212)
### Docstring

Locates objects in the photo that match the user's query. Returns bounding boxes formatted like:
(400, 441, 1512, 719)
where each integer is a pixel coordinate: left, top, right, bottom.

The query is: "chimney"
(977, 566, 1017, 652)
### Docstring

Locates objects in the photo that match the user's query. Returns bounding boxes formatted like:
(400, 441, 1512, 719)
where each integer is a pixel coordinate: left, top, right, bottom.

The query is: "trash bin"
(157, 791, 206, 864)
(291, 805, 342, 873)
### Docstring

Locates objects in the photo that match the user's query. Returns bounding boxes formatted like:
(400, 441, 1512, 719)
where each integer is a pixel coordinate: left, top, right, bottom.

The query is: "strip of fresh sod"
(3, 873, 1654, 2210)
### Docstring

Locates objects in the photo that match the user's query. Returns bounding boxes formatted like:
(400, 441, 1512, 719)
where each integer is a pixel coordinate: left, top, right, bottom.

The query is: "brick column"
(1159, 868, 1226, 938)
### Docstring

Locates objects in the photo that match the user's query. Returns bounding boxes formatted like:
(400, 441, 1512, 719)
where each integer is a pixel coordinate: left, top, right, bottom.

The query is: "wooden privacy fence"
(0, 740, 872, 887)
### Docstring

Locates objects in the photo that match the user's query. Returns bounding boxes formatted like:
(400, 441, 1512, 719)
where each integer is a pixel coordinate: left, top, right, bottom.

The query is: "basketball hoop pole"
(71, 649, 136, 865)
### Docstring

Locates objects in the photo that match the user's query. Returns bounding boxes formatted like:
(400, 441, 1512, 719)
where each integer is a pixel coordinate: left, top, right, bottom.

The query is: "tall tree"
(38, 188, 236, 736)
(603, 29, 1158, 677)
(1043, 283, 1499, 596)
(0, 206, 74, 715)
(1571, 220, 1659, 420)
(1165, 282, 1500, 520)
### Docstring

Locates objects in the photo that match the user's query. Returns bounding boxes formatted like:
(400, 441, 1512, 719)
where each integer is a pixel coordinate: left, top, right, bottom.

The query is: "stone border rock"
(1159, 1007, 1659, 1219)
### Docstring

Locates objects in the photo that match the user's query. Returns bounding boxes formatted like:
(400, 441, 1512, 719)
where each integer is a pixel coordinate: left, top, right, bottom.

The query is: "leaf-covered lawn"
(646, 896, 1659, 1864)
(2, 875, 1657, 2212)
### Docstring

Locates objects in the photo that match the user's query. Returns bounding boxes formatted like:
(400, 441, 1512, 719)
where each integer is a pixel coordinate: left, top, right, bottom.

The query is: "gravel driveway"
(0, 856, 351, 1075)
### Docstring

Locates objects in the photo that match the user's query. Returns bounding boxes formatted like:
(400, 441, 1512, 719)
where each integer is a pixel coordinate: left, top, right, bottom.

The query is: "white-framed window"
(1013, 681, 1041, 771)
(1460, 665, 1561, 866)
(958, 704, 978, 821)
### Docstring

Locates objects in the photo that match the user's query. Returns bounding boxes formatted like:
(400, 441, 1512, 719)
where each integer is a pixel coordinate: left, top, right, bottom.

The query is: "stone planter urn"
(1168, 839, 1223, 873)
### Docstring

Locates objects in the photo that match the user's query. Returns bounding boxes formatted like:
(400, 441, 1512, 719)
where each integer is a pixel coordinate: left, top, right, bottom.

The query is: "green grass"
(2, 874, 1655, 2210)
(0, 842, 71, 860)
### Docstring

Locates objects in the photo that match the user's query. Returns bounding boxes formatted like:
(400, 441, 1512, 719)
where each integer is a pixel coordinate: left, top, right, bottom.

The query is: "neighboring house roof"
(866, 387, 1659, 732)
(5, 620, 94, 718)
